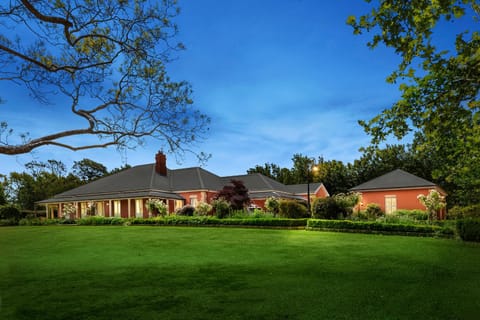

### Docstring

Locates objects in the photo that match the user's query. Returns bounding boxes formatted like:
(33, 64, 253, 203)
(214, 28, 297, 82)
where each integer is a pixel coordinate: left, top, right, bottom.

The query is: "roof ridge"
(196, 167, 206, 189)
(257, 173, 275, 189)
(149, 164, 156, 189)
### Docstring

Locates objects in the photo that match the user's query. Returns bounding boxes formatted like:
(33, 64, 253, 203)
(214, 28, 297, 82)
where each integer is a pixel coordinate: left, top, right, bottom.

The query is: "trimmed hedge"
(77, 216, 124, 225)
(307, 219, 443, 236)
(129, 216, 308, 227)
(456, 219, 480, 242)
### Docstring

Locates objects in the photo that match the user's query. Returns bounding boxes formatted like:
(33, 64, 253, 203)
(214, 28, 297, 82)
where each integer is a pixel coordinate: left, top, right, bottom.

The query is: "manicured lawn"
(1, 226, 479, 319)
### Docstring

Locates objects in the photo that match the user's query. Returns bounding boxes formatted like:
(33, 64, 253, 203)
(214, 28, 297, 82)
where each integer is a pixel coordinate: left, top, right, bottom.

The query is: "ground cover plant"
(1, 226, 479, 319)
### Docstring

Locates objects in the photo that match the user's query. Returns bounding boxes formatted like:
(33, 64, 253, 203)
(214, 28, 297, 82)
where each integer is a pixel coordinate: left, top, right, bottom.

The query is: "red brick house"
(39, 152, 329, 218)
(350, 169, 447, 218)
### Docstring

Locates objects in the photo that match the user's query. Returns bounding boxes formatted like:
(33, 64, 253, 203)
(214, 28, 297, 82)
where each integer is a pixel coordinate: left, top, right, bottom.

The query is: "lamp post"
(306, 162, 318, 214)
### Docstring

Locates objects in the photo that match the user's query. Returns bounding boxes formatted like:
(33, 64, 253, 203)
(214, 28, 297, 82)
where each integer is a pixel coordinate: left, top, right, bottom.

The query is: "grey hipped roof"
(221, 174, 316, 200)
(39, 164, 224, 204)
(350, 169, 437, 192)
(39, 164, 328, 204)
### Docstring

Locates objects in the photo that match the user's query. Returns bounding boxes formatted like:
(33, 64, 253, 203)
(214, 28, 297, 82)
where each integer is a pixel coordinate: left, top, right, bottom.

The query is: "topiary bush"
(312, 197, 342, 219)
(278, 200, 308, 219)
(176, 205, 195, 216)
(456, 219, 480, 242)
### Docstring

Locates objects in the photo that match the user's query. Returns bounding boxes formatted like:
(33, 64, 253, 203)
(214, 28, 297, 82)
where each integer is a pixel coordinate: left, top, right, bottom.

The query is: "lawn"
(1, 226, 479, 320)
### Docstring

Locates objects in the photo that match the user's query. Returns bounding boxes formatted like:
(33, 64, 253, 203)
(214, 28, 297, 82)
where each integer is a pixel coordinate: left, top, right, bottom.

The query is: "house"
(38, 152, 329, 218)
(350, 169, 446, 218)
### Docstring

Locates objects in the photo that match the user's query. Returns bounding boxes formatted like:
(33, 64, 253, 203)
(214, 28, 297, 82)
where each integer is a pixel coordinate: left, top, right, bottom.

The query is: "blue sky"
(0, 0, 452, 176)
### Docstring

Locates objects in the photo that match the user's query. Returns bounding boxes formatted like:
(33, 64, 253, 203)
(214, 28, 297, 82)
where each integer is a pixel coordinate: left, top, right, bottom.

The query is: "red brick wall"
(315, 185, 329, 198)
(357, 187, 446, 218)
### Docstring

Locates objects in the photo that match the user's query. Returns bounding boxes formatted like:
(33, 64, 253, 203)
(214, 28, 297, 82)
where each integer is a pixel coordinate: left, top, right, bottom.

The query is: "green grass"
(1, 226, 479, 319)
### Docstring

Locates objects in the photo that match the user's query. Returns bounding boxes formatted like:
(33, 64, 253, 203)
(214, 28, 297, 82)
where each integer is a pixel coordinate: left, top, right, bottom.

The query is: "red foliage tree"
(216, 179, 250, 210)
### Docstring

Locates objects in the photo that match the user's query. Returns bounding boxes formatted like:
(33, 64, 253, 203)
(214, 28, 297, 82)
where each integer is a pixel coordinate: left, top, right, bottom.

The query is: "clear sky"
(0, 0, 453, 176)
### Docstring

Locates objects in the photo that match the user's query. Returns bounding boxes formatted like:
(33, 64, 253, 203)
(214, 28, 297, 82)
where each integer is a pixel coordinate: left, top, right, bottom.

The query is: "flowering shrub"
(63, 203, 77, 219)
(195, 202, 212, 216)
(265, 197, 279, 215)
(145, 198, 167, 216)
(417, 190, 446, 222)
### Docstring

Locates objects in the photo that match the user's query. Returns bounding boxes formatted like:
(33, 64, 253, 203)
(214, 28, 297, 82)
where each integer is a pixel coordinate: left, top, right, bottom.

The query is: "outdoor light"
(307, 163, 318, 214)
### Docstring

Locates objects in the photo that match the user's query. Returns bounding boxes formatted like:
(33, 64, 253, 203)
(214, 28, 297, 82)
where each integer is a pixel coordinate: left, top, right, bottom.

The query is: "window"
(96, 202, 104, 217)
(175, 200, 183, 210)
(189, 196, 197, 207)
(80, 202, 88, 217)
(113, 200, 121, 217)
(385, 196, 397, 214)
(135, 199, 143, 218)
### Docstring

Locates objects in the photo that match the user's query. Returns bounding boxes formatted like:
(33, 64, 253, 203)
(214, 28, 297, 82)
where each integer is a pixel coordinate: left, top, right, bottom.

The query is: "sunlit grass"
(1, 226, 479, 319)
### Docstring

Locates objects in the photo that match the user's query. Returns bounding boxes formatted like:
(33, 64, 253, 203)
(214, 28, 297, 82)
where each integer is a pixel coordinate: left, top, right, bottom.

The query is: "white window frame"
(385, 195, 397, 215)
(189, 196, 198, 207)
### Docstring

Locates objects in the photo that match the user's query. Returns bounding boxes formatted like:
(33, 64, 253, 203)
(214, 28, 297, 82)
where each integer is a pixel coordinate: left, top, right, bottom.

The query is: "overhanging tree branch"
(0, 0, 210, 157)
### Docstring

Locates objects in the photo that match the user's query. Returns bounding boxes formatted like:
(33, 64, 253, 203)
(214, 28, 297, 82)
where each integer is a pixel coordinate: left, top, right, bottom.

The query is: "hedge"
(456, 219, 480, 242)
(129, 216, 308, 227)
(307, 219, 443, 236)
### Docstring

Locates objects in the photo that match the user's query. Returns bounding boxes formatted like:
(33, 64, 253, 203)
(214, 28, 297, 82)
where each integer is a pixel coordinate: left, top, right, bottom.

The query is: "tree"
(0, 174, 8, 205)
(8, 160, 82, 210)
(0, 0, 209, 157)
(72, 158, 108, 182)
(348, 1, 479, 204)
(417, 189, 446, 222)
(315, 158, 353, 195)
(351, 144, 433, 187)
(215, 179, 250, 210)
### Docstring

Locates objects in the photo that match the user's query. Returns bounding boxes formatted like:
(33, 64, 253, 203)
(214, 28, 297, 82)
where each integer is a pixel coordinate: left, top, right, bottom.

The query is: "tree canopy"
(347, 0, 479, 204)
(0, 0, 209, 158)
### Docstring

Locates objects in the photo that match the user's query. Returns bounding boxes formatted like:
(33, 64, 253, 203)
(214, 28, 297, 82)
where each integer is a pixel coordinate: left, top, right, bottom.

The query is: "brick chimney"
(155, 151, 167, 176)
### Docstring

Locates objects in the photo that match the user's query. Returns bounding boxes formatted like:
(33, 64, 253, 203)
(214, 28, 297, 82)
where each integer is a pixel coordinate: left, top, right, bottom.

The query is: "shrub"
(265, 197, 280, 215)
(365, 203, 384, 220)
(278, 200, 308, 219)
(456, 219, 480, 242)
(312, 197, 342, 219)
(194, 202, 212, 216)
(212, 198, 230, 218)
(145, 199, 167, 216)
(333, 192, 360, 216)
(0, 205, 22, 221)
(176, 205, 195, 216)
(447, 204, 480, 220)
(394, 209, 428, 221)
(0, 218, 18, 226)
